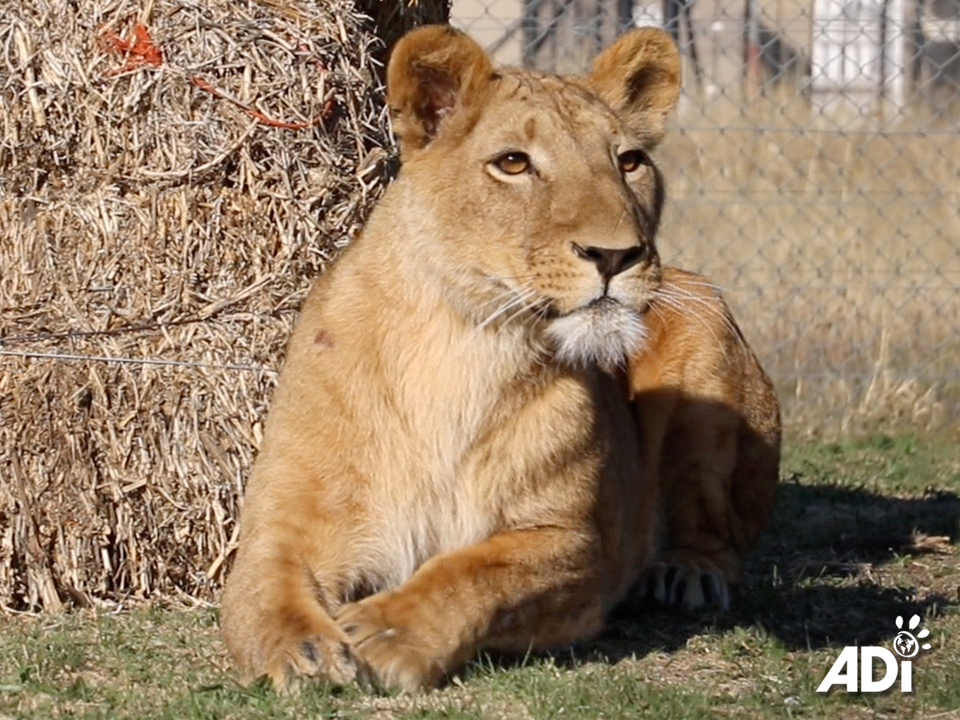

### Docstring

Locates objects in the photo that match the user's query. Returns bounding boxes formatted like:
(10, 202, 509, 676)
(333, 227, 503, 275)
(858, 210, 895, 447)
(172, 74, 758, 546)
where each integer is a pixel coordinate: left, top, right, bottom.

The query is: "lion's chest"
(373, 482, 493, 589)
(360, 323, 538, 588)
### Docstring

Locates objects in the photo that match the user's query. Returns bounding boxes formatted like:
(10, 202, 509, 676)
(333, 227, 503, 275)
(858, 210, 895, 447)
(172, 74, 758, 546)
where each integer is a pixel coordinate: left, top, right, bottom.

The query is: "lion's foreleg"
(221, 528, 364, 691)
(336, 527, 601, 691)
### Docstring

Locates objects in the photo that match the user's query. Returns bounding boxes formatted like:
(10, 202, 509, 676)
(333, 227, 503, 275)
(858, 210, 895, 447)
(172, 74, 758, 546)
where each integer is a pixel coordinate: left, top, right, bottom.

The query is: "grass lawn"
(2, 435, 958, 719)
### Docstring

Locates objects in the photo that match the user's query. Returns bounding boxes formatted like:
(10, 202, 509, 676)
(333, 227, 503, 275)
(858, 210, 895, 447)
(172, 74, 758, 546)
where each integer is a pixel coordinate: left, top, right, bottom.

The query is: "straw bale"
(0, 0, 449, 610)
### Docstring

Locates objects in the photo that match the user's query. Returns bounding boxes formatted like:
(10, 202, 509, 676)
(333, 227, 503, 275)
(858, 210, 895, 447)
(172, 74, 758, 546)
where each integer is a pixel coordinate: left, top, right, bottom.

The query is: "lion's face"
(388, 27, 680, 368)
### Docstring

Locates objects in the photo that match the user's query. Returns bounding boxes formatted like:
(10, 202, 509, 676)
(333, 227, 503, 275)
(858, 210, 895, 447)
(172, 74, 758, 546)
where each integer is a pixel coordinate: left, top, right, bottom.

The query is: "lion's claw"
(640, 561, 730, 611)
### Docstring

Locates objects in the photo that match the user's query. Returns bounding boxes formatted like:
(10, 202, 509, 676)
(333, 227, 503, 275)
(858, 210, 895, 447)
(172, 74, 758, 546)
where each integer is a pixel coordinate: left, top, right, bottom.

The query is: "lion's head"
(386, 26, 680, 369)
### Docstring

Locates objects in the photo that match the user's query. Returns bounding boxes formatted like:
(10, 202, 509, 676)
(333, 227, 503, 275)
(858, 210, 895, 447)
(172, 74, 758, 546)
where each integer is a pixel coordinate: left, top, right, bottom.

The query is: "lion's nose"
(572, 243, 647, 281)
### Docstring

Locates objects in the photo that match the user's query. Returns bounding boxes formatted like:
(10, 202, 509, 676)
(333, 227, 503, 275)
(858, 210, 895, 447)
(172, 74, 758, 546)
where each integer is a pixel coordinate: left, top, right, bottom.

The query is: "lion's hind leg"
(633, 411, 779, 614)
(628, 402, 747, 613)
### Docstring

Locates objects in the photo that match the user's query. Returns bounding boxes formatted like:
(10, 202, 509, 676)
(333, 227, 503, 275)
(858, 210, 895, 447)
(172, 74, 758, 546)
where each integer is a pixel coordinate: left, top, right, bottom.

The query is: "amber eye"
(618, 150, 649, 173)
(493, 152, 531, 175)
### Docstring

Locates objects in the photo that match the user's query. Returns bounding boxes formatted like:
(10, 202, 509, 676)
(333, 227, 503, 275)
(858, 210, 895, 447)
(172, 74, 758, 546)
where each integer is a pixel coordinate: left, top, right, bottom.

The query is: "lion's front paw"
(337, 592, 454, 692)
(639, 561, 730, 611)
(260, 630, 364, 692)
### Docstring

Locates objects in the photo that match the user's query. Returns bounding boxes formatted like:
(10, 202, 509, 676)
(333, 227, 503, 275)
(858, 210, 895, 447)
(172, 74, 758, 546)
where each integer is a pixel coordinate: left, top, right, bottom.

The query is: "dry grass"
(657, 91, 960, 437)
(0, 0, 448, 611)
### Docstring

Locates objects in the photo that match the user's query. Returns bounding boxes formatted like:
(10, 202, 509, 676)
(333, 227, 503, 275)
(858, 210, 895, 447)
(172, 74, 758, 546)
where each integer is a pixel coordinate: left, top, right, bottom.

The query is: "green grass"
(2, 435, 958, 720)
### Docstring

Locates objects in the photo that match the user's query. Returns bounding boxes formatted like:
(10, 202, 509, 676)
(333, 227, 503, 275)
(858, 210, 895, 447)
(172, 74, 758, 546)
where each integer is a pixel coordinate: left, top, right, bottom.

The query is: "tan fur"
(626, 267, 781, 610)
(220, 25, 683, 692)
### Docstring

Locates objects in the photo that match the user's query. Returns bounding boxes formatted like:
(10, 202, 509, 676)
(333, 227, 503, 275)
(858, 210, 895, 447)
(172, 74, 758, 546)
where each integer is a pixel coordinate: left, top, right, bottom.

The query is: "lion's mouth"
(549, 293, 648, 319)
(586, 295, 620, 311)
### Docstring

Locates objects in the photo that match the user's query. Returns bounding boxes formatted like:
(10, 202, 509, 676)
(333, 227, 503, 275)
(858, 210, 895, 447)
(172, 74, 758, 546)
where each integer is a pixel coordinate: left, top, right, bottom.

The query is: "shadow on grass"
(624, 477, 956, 655)
(481, 478, 960, 673)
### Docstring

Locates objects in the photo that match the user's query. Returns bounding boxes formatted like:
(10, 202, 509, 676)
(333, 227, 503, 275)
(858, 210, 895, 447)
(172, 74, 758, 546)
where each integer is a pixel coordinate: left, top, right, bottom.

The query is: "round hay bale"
(0, 0, 449, 610)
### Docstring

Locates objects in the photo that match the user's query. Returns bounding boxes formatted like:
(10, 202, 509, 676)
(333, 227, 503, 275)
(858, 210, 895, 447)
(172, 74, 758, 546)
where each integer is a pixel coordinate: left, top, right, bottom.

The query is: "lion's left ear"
(585, 28, 681, 147)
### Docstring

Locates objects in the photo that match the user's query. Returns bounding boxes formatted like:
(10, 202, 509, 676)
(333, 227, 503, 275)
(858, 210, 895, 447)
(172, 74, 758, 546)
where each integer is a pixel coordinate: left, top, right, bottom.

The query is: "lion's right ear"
(387, 26, 493, 154)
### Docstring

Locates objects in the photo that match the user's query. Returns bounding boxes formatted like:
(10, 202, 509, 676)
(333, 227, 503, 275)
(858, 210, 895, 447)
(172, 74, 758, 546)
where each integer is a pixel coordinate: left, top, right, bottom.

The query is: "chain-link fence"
(454, 0, 960, 434)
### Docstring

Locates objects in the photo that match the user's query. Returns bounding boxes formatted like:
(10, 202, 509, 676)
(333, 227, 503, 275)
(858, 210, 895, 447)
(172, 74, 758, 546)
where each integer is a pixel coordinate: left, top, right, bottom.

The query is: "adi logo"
(817, 614, 932, 693)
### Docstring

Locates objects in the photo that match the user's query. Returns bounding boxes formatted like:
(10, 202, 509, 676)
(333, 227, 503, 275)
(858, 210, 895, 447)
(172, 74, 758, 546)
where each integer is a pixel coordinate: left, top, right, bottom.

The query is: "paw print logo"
(893, 614, 932, 659)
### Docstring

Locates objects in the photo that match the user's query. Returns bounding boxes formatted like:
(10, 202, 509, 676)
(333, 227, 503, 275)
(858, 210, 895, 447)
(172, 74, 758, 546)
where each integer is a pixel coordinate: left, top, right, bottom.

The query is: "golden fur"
(220, 25, 777, 693)
(626, 267, 781, 610)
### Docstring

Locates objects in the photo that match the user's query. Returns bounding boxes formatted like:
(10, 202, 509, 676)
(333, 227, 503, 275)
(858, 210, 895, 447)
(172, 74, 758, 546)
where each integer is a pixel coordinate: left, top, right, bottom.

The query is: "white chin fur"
(546, 303, 647, 370)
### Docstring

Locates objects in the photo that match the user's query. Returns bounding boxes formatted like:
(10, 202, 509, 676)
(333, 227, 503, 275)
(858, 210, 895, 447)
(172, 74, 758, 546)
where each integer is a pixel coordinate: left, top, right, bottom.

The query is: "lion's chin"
(545, 300, 647, 371)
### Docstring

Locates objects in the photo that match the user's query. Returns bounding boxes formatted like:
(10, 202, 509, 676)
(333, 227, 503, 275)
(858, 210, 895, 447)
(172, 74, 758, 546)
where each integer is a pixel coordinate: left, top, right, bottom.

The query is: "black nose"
(572, 243, 647, 281)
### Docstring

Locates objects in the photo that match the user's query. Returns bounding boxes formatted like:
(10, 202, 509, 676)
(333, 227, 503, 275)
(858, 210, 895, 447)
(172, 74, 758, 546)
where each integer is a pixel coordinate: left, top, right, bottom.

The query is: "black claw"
(299, 640, 318, 663)
(701, 573, 718, 605)
(669, 574, 685, 606)
(355, 660, 376, 690)
(663, 565, 679, 603)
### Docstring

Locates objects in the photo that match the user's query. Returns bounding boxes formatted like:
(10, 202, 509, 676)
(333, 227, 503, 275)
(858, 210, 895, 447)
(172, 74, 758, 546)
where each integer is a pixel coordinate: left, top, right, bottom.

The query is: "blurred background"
(452, 0, 960, 437)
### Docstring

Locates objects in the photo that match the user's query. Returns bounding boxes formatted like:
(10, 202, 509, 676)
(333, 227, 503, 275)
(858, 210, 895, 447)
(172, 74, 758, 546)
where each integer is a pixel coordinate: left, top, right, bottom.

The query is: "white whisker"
(653, 293, 725, 348)
(476, 285, 528, 313)
(474, 286, 538, 334)
(665, 278, 726, 293)
(652, 285, 745, 357)
(497, 294, 546, 335)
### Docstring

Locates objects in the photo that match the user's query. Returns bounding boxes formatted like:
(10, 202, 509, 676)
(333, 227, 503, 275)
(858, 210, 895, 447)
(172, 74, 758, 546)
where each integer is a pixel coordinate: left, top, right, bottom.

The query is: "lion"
(220, 25, 776, 693)
(626, 267, 781, 611)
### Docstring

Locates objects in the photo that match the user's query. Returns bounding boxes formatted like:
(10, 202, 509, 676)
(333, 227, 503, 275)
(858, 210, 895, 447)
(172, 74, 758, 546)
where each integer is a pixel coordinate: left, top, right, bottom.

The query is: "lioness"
(627, 267, 781, 611)
(221, 25, 772, 692)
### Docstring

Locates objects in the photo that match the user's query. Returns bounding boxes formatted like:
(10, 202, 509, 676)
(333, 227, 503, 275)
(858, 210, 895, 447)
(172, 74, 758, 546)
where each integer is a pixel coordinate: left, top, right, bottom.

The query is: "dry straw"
(655, 93, 960, 438)
(0, 0, 449, 610)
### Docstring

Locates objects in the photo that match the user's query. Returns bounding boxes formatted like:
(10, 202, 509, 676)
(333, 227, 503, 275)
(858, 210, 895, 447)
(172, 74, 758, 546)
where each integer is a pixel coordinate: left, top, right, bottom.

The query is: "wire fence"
(2, 1, 957, 438)
(453, 0, 960, 433)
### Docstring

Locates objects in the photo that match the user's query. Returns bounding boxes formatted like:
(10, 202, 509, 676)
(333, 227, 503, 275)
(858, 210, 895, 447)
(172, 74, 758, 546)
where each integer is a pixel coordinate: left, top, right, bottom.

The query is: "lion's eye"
(618, 150, 649, 174)
(493, 152, 531, 175)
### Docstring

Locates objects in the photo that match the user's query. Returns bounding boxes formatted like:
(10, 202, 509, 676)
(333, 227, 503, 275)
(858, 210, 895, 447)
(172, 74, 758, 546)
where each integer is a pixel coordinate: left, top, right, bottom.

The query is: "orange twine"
(190, 76, 334, 130)
(99, 23, 332, 130)
(100, 23, 163, 76)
